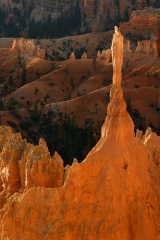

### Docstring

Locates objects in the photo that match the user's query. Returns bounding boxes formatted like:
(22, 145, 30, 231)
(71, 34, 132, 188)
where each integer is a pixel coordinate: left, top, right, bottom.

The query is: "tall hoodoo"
(106, 26, 130, 127)
(112, 26, 123, 87)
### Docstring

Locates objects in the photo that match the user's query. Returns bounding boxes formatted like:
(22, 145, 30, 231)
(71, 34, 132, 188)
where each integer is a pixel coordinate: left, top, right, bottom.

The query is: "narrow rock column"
(107, 26, 126, 118)
(111, 26, 123, 87)
(101, 26, 134, 142)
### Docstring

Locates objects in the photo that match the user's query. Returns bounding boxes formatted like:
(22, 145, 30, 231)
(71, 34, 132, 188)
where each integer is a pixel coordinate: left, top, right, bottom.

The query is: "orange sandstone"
(0, 28, 160, 239)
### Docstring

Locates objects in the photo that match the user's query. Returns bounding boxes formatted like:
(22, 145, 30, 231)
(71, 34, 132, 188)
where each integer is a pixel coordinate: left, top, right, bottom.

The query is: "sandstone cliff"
(0, 28, 160, 239)
(120, 6, 160, 33)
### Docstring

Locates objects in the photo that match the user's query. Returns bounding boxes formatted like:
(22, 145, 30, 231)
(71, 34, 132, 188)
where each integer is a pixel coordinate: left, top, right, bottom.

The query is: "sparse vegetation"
(5, 97, 22, 112)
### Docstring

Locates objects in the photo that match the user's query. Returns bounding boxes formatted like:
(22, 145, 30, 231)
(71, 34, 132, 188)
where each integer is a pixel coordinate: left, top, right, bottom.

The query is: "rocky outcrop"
(133, 39, 151, 60)
(0, 126, 64, 209)
(69, 52, 75, 60)
(20, 140, 64, 191)
(1, 27, 160, 239)
(96, 49, 112, 63)
(120, 7, 160, 58)
(143, 128, 160, 166)
(136, 127, 160, 179)
(0, 37, 46, 60)
(12, 38, 46, 59)
(97, 50, 102, 59)
(103, 36, 159, 65)
(120, 7, 160, 33)
(123, 39, 133, 62)
(0, 132, 25, 208)
(103, 49, 112, 63)
(153, 31, 160, 56)
(81, 52, 87, 59)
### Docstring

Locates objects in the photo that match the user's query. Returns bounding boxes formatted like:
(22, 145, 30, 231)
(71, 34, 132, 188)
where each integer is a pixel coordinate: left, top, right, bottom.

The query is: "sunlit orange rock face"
(120, 7, 160, 32)
(1, 28, 160, 239)
(120, 7, 160, 58)
(0, 127, 64, 209)
(12, 38, 46, 59)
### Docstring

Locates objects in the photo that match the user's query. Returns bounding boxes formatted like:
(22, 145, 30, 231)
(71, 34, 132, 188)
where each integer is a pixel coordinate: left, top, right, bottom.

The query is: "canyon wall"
(120, 6, 160, 32)
(0, 0, 160, 36)
(0, 28, 160, 239)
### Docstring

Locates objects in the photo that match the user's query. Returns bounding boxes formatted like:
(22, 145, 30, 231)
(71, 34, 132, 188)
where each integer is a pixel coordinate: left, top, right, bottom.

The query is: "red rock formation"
(36, 45, 46, 60)
(103, 37, 157, 64)
(133, 39, 152, 60)
(97, 50, 102, 59)
(20, 140, 64, 191)
(69, 52, 75, 60)
(12, 38, 46, 59)
(152, 31, 160, 56)
(123, 39, 133, 62)
(102, 49, 112, 63)
(1, 28, 160, 239)
(81, 52, 87, 59)
(120, 7, 160, 58)
(97, 49, 112, 63)
(120, 7, 160, 32)
(0, 37, 46, 60)
(0, 127, 64, 209)
(111, 27, 123, 87)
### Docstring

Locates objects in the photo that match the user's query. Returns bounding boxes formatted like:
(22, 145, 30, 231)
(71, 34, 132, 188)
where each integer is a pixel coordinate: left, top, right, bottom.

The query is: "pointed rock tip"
(52, 151, 63, 163)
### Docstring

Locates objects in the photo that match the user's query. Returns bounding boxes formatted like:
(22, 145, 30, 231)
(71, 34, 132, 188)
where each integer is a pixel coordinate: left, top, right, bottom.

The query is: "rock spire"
(106, 26, 132, 133)
(111, 26, 123, 87)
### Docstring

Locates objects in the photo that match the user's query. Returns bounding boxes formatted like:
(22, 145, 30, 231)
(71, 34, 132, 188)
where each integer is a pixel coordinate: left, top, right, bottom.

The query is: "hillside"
(0, 22, 160, 164)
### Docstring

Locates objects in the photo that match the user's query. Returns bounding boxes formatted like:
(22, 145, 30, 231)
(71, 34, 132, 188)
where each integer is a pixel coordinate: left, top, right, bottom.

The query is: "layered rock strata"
(0, 27, 160, 239)
(120, 7, 160, 32)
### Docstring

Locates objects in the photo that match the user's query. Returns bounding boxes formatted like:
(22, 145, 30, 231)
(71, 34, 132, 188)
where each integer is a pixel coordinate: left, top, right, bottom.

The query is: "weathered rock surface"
(0, 126, 64, 210)
(12, 38, 46, 59)
(0, 37, 46, 61)
(133, 40, 152, 60)
(0, 27, 160, 239)
(0, 0, 159, 34)
(81, 52, 87, 59)
(120, 7, 160, 58)
(103, 36, 159, 65)
(69, 52, 75, 60)
(120, 7, 160, 33)
(123, 39, 133, 62)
